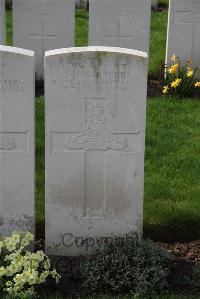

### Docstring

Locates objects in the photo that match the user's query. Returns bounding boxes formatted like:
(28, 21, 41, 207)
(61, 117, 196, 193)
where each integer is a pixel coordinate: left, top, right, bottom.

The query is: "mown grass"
(144, 97, 200, 242)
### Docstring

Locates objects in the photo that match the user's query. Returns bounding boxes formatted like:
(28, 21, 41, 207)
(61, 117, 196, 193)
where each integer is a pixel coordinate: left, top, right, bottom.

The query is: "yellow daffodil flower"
(162, 85, 169, 94)
(194, 81, 200, 87)
(170, 78, 182, 88)
(187, 70, 194, 77)
(168, 63, 179, 74)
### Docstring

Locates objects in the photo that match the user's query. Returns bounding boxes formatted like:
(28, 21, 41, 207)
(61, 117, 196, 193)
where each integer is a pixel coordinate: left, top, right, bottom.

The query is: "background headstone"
(13, 0, 75, 80)
(0, 45, 35, 236)
(89, 0, 151, 53)
(0, 0, 5, 44)
(45, 47, 148, 256)
(166, 0, 200, 72)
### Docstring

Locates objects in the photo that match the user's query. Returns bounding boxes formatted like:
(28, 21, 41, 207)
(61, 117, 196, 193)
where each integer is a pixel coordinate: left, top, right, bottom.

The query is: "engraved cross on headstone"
(52, 97, 140, 218)
(29, 20, 57, 64)
(106, 19, 133, 47)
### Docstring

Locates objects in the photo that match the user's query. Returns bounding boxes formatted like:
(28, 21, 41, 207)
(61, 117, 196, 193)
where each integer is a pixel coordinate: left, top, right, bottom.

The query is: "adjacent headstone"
(0, 0, 5, 44)
(13, 0, 75, 80)
(151, 0, 158, 9)
(166, 0, 200, 72)
(0, 45, 35, 236)
(89, 0, 151, 53)
(45, 47, 148, 256)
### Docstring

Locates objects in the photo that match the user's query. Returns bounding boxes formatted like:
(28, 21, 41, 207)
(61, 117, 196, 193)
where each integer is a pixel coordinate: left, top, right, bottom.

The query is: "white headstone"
(151, 0, 158, 9)
(0, 0, 5, 45)
(0, 46, 35, 236)
(166, 0, 200, 71)
(13, 0, 75, 80)
(89, 0, 151, 53)
(45, 47, 148, 256)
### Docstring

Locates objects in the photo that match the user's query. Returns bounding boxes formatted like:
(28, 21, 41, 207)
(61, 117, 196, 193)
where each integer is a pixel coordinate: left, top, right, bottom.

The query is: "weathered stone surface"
(89, 0, 151, 53)
(0, 46, 35, 236)
(13, 0, 75, 80)
(166, 0, 200, 72)
(0, 0, 5, 44)
(45, 47, 148, 256)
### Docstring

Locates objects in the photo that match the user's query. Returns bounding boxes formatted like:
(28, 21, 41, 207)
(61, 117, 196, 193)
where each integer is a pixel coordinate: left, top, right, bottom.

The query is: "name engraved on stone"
(175, 10, 200, 24)
(50, 98, 141, 218)
(174, 1, 200, 24)
(0, 132, 28, 152)
(8, 215, 34, 231)
(0, 79, 25, 92)
(63, 62, 136, 93)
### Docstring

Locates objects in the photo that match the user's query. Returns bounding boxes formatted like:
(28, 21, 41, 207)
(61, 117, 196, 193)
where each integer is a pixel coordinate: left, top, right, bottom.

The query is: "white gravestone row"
(11, 0, 151, 79)
(166, 0, 200, 72)
(13, 0, 75, 80)
(89, 0, 151, 54)
(0, 45, 148, 256)
(45, 47, 148, 256)
(0, 0, 5, 45)
(0, 45, 35, 235)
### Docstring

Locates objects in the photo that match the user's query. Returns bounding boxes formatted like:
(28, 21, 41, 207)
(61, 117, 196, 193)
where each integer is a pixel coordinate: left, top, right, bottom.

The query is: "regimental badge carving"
(65, 101, 127, 151)
(0, 136, 16, 150)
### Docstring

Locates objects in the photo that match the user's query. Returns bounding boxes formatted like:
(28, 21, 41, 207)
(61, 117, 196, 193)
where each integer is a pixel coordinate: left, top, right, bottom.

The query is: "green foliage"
(80, 237, 173, 296)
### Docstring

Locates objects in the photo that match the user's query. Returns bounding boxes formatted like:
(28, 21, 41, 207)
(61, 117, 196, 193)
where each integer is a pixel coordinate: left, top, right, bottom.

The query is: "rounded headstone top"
(45, 46, 148, 59)
(0, 45, 34, 56)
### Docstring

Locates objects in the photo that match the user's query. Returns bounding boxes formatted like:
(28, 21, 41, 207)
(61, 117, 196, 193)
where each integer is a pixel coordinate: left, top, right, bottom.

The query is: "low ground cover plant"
(0, 231, 60, 298)
(80, 236, 174, 297)
(162, 55, 200, 98)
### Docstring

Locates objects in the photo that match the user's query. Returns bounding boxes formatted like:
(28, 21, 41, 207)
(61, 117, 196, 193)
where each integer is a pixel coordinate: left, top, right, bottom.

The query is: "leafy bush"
(0, 231, 60, 298)
(162, 55, 200, 98)
(80, 235, 173, 296)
